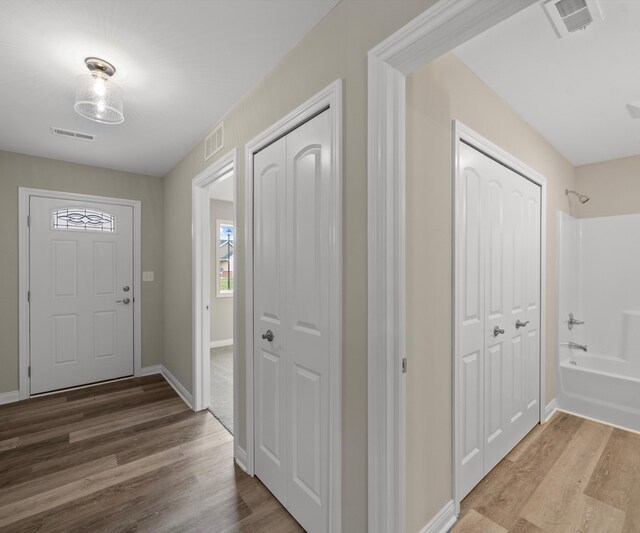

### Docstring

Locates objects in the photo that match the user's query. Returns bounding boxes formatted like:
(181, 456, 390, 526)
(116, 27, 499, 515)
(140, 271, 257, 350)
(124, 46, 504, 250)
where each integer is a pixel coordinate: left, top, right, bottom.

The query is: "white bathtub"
(559, 347, 640, 432)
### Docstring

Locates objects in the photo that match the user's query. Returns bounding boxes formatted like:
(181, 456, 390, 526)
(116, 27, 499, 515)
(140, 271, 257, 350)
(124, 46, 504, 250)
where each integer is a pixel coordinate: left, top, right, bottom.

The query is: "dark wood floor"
(0, 374, 302, 532)
(453, 412, 640, 533)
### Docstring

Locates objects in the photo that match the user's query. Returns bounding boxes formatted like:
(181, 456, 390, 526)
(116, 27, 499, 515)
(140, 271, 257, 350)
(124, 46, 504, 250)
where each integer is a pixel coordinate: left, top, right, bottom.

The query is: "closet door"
(253, 109, 331, 532)
(285, 110, 331, 531)
(458, 141, 542, 498)
(254, 137, 288, 503)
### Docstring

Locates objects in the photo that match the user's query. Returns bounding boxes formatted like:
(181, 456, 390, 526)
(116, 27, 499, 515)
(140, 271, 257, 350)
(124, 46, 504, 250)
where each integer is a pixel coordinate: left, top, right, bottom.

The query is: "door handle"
(516, 319, 530, 329)
(262, 330, 274, 342)
(493, 326, 505, 337)
(116, 298, 131, 305)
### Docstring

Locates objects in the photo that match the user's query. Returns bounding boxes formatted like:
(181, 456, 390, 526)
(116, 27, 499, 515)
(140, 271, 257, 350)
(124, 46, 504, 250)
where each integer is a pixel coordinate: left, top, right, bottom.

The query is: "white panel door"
(254, 109, 331, 533)
(254, 136, 288, 503)
(458, 142, 541, 498)
(29, 197, 134, 394)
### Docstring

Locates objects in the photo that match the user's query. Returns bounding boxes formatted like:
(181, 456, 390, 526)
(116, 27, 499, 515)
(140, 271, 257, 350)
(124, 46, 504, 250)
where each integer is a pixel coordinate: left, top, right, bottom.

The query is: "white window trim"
(18, 188, 142, 400)
(215, 219, 234, 299)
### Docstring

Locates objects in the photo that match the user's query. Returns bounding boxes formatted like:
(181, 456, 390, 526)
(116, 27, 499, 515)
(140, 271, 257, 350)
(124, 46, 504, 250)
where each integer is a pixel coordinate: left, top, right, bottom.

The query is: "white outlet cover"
(142, 271, 154, 282)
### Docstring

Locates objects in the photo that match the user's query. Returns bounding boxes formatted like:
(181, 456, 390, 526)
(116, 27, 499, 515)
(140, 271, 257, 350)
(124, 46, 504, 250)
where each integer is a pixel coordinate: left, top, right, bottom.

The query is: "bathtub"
(558, 347, 640, 432)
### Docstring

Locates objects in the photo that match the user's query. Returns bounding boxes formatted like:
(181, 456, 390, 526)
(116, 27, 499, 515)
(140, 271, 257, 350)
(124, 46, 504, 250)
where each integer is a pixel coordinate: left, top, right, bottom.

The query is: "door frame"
(244, 79, 342, 532)
(452, 121, 547, 511)
(18, 187, 142, 400)
(366, 1, 538, 531)
(191, 149, 238, 440)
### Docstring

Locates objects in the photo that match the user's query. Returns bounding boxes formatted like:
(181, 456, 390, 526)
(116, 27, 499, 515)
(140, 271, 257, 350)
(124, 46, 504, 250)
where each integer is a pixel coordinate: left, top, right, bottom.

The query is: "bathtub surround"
(558, 212, 640, 431)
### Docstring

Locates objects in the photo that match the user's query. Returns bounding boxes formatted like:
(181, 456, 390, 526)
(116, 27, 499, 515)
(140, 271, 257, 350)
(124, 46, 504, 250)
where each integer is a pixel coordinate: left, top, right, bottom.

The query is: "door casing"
(452, 121, 547, 511)
(245, 79, 343, 532)
(18, 187, 142, 400)
(191, 148, 238, 444)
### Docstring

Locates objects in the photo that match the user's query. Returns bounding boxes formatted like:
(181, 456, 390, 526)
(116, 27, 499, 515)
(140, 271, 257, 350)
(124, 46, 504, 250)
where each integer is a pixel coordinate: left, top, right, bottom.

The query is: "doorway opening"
(191, 148, 239, 458)
(208, 176, 235, 433)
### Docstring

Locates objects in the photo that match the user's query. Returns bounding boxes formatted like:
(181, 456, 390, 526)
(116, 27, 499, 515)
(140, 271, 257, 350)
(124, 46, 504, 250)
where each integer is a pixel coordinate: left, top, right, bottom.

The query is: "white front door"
(458, 142, 541, 498)
(29, 196, 134, 394)
(254, 109, 331, 532)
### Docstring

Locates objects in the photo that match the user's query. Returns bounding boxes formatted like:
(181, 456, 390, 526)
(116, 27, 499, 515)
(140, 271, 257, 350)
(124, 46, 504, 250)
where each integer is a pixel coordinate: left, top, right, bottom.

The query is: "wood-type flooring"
(453, 412, 640, 533)
(0, 374, 302, 532)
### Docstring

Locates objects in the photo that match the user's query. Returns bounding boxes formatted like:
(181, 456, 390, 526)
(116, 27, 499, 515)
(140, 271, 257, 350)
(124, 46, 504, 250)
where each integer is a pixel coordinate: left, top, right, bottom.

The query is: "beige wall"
(161, 1, 438, 530)
(0, 150, 164, 394)
(576, 155, 640, 218)
(210, 199, 234, 343)
(405, 53, 577, 531)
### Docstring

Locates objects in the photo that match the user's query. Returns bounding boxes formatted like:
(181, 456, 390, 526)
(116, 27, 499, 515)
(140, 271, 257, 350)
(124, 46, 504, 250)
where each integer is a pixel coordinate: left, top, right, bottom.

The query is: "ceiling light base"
(84, 57, 116, 77)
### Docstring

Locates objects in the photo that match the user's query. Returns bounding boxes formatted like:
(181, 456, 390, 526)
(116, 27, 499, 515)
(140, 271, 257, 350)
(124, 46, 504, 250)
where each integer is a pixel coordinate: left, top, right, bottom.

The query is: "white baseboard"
(0, 390, 20, 406)
(210, 339, 233, 349)
(544, 399, 558, 422)
(419, 499, 457, 533)
(160, 366, 193, 409)
(140, 365, 162, 376)
(235, 445, 248, 472)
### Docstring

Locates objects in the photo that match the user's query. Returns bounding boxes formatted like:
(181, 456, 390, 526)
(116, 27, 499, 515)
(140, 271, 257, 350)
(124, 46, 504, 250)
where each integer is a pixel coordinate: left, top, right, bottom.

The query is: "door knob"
(262, 330, 274, 342)
(493, 326, 505, 336)
(117, 298, 131, 304)
(516, 319, 530, 329)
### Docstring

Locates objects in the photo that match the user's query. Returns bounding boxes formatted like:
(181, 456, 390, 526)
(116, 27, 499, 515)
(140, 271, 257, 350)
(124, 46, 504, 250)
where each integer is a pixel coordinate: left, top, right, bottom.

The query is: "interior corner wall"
(160, 1, 439, 530)
(0, 150, 164, 395)
(576, 155, 640, 218)
(405, 52, 577, 530)
(210, 199, 234, 344)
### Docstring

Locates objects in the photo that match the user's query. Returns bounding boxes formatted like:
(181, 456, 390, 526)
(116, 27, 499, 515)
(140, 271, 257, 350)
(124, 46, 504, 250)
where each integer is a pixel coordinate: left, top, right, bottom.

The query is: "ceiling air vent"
(205, 122, 224, 161)
(543, 0, 603, 38)
(51, 127, 95, 141)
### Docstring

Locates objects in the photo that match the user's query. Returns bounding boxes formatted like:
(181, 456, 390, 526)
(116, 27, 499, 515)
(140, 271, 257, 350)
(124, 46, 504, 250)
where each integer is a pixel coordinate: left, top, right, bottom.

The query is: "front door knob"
(262, 330, 274, 342)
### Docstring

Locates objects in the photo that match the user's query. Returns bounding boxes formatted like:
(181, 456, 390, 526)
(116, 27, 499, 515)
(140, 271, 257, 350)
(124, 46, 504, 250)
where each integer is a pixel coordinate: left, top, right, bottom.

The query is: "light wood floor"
(453, 411, 640, 533)
(0, 374, 302, 532)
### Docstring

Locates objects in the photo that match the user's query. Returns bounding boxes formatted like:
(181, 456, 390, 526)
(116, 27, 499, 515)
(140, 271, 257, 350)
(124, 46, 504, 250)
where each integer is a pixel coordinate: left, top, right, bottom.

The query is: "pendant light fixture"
(74, 57, 124, 124)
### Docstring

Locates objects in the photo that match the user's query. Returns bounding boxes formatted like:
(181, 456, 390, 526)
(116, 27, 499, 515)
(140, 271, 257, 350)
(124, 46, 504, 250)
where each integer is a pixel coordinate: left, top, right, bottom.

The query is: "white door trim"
(18, 187, 142, 400)
(245, 79, 342, 532)
(191, 150, 239, 461)
(366, 1, 537, 531)
(452, 121, 547, 510)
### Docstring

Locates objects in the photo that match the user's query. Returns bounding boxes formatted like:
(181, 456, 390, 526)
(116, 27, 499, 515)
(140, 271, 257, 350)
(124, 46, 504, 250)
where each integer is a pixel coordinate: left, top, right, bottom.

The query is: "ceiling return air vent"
(543, 0, 603, 38)
(51, 127, 95, 141)
(205, 121, 224, 161)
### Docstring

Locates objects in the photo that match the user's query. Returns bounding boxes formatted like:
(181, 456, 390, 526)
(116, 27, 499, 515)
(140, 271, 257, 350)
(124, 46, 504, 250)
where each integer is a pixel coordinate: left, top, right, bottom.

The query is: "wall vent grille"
(51, 127, 95, 141)
(205, 122, 224, 161)
(543, 0, 603, 38)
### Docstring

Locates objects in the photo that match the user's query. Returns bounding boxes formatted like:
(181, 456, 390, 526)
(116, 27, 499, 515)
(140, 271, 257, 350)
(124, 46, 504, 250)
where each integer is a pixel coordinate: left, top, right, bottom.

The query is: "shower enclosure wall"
(558, 212, 640, 431)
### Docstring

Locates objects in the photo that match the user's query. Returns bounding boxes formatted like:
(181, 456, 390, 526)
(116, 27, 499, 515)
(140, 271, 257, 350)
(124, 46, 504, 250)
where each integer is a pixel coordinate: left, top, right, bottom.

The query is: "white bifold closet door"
(458, 142, 541, 499)
(253, 109, 331, 533)
(29, 197, 134, 395)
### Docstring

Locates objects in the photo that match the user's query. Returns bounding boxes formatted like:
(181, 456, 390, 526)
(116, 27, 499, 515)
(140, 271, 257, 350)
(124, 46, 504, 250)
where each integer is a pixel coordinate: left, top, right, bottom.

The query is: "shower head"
(565, 189, 590, 204)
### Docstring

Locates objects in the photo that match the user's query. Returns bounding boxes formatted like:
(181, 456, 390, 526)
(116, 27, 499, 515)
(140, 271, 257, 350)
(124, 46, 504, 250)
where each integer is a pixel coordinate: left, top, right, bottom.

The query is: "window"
(52, 208, 115, 232)
(216, 220, 234, 297)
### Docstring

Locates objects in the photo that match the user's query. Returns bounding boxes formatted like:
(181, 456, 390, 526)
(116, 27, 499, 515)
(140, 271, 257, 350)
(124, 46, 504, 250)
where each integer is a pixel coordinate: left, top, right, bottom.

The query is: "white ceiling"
(0, 0, 339, 176)
(209, 174, 234, 202)
(454, 0, 640, 167)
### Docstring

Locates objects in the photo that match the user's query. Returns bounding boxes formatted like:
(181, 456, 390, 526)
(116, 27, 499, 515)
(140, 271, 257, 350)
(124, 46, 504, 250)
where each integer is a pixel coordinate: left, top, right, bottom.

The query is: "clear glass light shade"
(74, 72, 124, 124)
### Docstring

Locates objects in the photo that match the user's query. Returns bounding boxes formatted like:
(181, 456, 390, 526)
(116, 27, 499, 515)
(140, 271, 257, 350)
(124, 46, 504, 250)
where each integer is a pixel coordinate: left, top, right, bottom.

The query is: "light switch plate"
(142, 271, 154, 282)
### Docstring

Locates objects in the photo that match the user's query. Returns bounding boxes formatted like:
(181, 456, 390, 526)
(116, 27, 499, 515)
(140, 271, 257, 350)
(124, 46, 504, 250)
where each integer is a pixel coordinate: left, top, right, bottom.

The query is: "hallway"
(0, 375, 301, 532)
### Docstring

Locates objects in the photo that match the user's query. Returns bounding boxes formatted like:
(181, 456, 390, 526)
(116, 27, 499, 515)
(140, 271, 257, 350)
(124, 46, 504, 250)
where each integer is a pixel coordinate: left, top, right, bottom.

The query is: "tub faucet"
(568, 341, 587, 352)
(568, 312, 584, 330)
